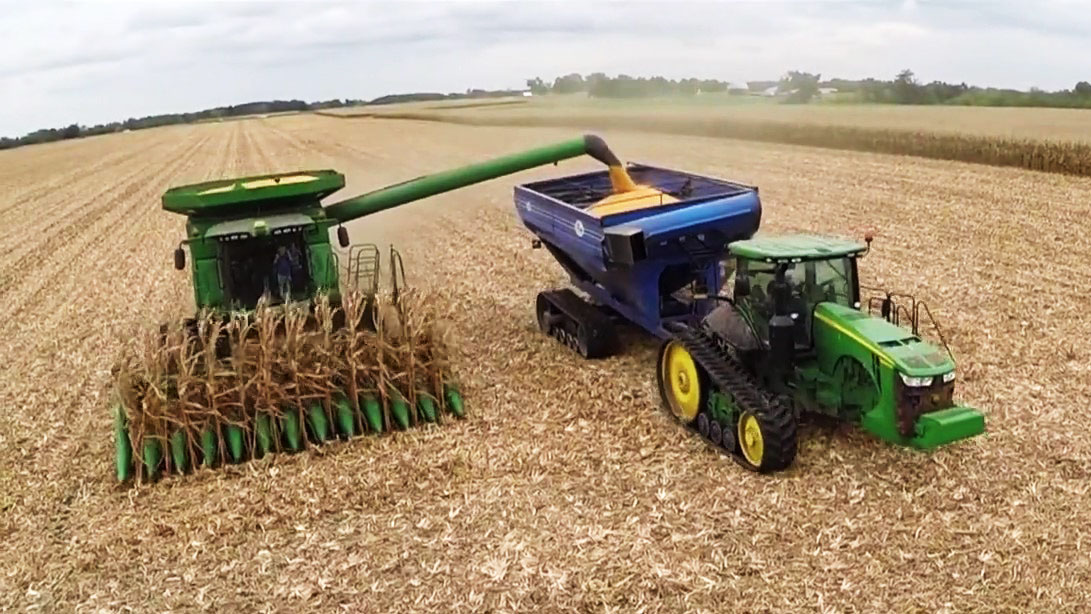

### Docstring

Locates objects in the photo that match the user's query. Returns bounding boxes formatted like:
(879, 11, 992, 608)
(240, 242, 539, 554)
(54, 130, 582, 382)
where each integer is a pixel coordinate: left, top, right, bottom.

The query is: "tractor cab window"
(733, 259, 781, 340)
(807, 257, 854, 307)
(791, 257, 856, 347)
(735, 257, 854, 349)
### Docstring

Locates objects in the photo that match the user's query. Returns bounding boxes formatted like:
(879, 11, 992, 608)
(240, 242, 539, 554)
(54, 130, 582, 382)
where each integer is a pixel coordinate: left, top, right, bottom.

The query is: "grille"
(895, 378, 955, 437)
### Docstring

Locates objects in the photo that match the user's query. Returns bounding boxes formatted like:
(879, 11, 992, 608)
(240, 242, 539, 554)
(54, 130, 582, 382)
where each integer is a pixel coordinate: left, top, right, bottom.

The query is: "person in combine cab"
(274, 245, 293, 301)
(288, 242, 304, 290)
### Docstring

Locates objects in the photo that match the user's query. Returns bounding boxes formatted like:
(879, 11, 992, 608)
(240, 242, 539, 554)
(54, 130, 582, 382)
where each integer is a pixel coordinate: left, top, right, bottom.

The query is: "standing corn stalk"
(110, 289, 464, 484)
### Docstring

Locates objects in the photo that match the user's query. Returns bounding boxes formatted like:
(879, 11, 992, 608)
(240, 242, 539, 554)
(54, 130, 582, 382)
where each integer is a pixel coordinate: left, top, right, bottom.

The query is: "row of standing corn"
(111, 289, 462, 483)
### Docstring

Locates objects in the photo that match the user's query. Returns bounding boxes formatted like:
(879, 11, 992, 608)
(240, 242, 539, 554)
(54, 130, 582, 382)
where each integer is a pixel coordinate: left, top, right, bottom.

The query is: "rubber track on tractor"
(537, 289, 617, 359)
(666, 323, 798, 472)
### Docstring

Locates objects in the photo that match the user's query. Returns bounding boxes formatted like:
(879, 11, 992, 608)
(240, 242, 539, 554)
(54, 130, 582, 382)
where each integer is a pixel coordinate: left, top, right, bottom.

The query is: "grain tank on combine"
(112, 134, 633, 483)
(513, 155, 985, 472)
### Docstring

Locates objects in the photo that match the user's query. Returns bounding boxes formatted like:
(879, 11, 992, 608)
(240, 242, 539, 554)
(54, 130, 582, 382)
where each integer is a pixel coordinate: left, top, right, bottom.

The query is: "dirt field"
(2, 114, 1090, 612)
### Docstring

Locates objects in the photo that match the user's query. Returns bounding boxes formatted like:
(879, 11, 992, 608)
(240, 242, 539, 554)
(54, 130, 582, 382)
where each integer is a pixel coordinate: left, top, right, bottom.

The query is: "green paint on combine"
(418, 396, 437, 423)
(113, 406, 132, 482)
(201, 429, 217, 468)
(361, 396, 383, 432)
(169, 431, 188, 473)
(281, 412, 302, 452)
(334, 396, 355, 437)
(255, 413, 273, 457)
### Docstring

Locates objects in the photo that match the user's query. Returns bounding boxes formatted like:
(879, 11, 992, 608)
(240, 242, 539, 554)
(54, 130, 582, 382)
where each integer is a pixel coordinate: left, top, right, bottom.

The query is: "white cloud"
(1, 0, 1090, 136)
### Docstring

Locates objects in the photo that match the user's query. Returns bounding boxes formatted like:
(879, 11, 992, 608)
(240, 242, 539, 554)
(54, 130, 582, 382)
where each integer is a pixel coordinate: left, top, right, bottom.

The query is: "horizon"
(4, 1, 1091, 137)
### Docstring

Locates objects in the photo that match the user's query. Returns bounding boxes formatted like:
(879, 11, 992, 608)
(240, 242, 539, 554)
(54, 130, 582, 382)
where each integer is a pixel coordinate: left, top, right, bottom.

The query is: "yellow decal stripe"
(241, 174, 318, 189)
(814, 311, 894, 368)
(197, 183, 237, 195)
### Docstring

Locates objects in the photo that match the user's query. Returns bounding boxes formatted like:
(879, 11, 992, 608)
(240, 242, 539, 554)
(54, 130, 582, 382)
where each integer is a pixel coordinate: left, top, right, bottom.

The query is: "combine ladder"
(346, 244, 381, 294)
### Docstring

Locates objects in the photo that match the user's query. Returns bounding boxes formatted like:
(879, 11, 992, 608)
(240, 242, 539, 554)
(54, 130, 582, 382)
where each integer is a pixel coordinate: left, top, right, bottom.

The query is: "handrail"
(861, 285, 953, 359)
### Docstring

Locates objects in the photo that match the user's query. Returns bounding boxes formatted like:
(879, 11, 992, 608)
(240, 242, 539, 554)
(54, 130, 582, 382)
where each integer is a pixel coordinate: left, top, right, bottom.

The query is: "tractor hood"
(813, 303, 953, 377)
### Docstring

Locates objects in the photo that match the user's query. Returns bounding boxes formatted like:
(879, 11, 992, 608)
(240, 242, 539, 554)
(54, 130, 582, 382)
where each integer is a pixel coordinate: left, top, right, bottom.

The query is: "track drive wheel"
(657, 339, 706, 424)
(735, 399, 797, 473)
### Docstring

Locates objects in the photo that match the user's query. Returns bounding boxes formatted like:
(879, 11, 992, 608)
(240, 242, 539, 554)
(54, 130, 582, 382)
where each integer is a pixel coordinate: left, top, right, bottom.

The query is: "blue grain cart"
(514, 162, 762, 357)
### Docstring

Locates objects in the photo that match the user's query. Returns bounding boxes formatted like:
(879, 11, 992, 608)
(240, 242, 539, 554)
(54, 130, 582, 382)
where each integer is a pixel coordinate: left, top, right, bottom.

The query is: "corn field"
(370, 109, 1091, 177)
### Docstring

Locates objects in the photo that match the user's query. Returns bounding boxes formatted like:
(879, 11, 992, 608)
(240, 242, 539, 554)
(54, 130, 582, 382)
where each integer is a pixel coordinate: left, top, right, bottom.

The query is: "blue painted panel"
(513, 164, 762, 337)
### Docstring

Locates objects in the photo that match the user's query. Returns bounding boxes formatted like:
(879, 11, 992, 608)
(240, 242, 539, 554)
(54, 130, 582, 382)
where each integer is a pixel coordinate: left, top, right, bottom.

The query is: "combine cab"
(514, 160, 984, 472)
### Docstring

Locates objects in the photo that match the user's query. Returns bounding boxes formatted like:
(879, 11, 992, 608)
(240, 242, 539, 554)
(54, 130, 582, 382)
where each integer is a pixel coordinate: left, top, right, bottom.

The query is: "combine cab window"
(218, 231, 312, 308)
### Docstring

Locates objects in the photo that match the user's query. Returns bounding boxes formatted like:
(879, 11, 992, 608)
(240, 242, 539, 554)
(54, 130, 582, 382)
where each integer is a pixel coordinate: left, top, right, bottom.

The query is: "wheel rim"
(660, 341, 701, 422)
(709, 420, 722, 446)
(720, 422, 736, 452)
(738, 412, 764, 467)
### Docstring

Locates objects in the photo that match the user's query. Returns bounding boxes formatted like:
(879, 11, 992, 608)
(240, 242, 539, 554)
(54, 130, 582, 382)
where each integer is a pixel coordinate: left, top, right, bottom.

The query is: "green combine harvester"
(111, 134, 637, 483)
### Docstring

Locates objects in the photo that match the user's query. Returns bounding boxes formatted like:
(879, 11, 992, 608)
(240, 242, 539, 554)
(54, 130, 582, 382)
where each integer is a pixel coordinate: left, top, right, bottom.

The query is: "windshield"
(731, 256, 856, 347)
(807, 257, 854, 307)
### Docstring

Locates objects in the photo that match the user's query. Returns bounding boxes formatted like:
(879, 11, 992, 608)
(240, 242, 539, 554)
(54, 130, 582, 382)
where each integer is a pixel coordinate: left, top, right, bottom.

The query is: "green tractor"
(658, 233, 985, 472)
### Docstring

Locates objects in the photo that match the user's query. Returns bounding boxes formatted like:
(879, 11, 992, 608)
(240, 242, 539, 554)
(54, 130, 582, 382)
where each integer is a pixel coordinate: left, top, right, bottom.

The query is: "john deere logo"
(574, 220, 585, 237)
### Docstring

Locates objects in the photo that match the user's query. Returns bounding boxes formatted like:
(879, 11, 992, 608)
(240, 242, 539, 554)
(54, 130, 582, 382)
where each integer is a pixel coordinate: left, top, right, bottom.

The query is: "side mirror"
(337, 226, 350, 248)
(861, 227, 876, 258)
(734, 275, 751, 297)
(174, 247, 186, 270)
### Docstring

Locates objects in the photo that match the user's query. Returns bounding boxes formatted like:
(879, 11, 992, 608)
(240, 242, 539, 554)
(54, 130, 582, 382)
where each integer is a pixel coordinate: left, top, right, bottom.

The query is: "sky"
(2, 0, 1090, 137)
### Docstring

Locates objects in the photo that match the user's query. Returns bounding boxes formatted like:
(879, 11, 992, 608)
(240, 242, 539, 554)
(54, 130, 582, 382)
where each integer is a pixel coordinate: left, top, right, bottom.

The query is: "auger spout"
(323, 134, 636, 222)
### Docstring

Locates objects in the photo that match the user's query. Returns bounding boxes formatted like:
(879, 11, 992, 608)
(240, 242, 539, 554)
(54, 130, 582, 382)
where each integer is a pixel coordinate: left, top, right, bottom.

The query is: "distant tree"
(525, 77, 549, 95)
(552, 73, 586, 94)
(678, 78, 700, 96)
(1075, 81, 1091, 96)
(699, 79, 728, 93)
(747, 80, 777, 93)
(823, 78, 862, 93)
(893, 69, 921, 103)
(780, 71, 821, 103)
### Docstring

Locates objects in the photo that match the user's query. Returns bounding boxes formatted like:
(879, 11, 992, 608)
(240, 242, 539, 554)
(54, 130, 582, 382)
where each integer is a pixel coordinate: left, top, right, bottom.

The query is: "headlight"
(942, 371, 956, 383)
(899, 373, 933, 387)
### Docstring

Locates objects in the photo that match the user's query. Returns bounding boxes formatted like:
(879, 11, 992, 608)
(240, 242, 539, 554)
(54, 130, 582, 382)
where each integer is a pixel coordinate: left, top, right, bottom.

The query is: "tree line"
(0, 87, 523, 151)
(851, 69, 1091, 108)
(0, 99, 359, 151)
(8, 71, 1091, 151)
(525, 73, 769, 98)
(527, 70, 1091, 109)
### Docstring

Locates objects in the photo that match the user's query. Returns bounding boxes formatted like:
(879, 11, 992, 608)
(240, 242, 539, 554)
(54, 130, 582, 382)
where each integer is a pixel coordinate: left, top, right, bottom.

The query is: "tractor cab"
(722, 234, 869, 351)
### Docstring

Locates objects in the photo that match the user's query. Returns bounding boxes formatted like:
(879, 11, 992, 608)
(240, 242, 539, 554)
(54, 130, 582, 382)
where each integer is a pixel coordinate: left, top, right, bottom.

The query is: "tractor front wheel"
(735, 401, 797, 473)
